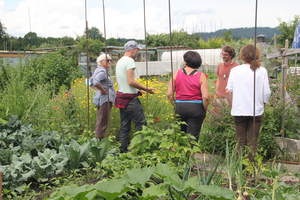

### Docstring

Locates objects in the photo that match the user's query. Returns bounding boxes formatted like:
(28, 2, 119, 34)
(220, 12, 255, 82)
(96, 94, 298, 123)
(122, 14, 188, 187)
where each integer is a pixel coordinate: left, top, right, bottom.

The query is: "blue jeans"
(119, 98, 147, 153)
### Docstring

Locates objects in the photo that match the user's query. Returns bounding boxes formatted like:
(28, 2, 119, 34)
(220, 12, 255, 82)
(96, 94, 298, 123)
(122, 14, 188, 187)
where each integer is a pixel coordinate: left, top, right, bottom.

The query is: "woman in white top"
(226, 44, 271, 162)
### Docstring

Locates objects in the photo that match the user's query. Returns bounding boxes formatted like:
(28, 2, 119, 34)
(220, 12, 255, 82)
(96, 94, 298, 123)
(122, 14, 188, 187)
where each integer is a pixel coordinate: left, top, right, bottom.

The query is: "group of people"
(91, 40, 271, 161)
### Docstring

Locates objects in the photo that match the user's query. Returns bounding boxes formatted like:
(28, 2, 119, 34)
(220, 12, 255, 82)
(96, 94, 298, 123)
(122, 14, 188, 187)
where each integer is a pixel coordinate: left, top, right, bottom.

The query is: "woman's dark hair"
(240, 44, 261, 71)
(183, 51, 202, 69)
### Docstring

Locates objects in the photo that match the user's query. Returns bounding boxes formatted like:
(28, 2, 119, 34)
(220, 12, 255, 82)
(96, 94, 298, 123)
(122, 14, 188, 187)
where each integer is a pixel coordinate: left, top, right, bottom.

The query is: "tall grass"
(0, 63, 50, 125)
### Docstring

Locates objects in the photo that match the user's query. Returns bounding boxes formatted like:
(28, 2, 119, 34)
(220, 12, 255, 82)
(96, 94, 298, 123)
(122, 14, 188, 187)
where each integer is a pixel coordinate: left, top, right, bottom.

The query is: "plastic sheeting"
(134, 49, 223, 77)
(135, 61, 172, 78)
(161, 49, 223, 73)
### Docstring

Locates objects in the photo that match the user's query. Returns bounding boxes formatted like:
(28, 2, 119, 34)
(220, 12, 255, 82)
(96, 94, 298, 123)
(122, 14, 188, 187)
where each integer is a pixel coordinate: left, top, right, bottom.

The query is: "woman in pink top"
(167, 51, 210, 142)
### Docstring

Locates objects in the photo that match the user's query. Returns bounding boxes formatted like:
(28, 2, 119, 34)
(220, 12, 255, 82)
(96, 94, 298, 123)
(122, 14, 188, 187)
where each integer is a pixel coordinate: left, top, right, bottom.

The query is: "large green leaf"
(94, 179, 132, 200)
(122, 168, 154, 188)
(154, 163, 177, 179)
(61, 185, 95, 198)
(164, 175, 199, 192)
(65, 139, 90, 170)
(141, 185, 166, 200)
(90, 137, 111, 163)
(197, 185, 236, 200)
(164, 174, 182, 189)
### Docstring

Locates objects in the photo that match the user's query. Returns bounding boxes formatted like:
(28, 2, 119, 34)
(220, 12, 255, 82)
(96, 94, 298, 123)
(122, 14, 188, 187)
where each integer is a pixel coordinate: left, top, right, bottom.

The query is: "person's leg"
(175, 102, 187, 133)
(95, 105, 102, 139)
(185, 103, 206, 142)
(119, 107, 132, 153)
(124, 98, 147, 131)
(98, 102, 112, 140)
(247, 115, 263, 162)
(234, 116, 248, 158)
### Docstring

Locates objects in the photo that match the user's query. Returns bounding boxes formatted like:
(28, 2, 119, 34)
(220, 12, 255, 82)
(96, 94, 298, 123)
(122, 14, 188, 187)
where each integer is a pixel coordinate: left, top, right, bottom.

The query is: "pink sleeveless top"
(174, 69, 203, 101)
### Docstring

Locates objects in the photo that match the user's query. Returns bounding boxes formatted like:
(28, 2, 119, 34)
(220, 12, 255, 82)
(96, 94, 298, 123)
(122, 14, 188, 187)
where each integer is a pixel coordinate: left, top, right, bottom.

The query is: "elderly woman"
(167, 51, 210, 142)
(226, 44, 271, 161)
(92, 53, 115, 140)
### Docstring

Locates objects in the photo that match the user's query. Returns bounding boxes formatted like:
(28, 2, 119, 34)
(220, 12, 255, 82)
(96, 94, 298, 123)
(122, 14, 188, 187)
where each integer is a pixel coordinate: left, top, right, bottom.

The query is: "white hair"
(96, 53, 111, 66)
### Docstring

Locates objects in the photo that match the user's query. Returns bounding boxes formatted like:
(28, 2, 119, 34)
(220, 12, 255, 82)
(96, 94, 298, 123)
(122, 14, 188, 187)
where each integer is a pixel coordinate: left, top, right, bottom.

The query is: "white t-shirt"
(116, 56, 138, 94)
(226, 64, 271, 116)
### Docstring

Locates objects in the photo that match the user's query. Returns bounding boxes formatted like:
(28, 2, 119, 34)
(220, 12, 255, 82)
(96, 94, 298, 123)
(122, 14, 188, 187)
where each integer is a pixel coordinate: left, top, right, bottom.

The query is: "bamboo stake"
(85, 0, 90, 128)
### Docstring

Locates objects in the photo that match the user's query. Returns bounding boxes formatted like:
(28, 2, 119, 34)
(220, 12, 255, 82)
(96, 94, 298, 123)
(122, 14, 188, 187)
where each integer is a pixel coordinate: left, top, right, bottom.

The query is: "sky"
(1, 0, 299, 40)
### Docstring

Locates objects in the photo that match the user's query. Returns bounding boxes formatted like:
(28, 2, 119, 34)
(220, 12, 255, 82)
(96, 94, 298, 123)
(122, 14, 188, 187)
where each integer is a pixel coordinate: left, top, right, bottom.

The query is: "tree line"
(0, 15, 298, 56)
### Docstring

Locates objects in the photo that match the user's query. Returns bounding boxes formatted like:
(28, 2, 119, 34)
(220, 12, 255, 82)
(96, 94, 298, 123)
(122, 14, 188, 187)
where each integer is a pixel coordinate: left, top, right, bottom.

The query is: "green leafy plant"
(89, 137, 114, 163)
(59, 139, 90, 170)
(225, 140, 238, 191)
(243, 149, 269, 184)
(129, 118, 201, 164)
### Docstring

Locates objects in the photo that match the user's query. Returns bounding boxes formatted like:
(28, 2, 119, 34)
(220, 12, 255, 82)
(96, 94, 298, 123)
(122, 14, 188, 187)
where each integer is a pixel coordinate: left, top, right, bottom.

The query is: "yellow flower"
(171, 117, 174, 119)
(112, 117, 114, 119)
(94, 108, 97, 110)
(51, 123, 54, 126)
(166, 118, 168, 120)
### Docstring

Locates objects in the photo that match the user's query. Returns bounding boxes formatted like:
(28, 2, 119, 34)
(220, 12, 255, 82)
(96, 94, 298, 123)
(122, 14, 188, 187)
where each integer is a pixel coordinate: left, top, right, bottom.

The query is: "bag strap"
(182, 68, 198, 75)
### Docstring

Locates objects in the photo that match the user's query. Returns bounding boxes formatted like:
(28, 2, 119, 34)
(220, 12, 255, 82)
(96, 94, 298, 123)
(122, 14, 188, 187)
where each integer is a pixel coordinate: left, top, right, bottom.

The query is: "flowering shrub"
(199, 86, 299, 160)
(286, 72, 300, 106)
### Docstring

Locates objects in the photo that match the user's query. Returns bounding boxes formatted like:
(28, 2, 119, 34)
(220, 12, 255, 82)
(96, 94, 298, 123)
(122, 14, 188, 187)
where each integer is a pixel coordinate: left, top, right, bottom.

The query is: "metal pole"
(28, 7, 32, 49)
(168, 0, 175, 117)
(253, 0, 258, 141)
(143, 0, 149, 115)
(102, 0, 110, 136)
(281, 64, 288, 139)
(85, 0, 90, 128)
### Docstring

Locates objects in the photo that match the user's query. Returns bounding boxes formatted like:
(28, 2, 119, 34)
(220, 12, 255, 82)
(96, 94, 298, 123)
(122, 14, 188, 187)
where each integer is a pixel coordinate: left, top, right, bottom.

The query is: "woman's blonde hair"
(96, 53, 111, 66)
(240, 44, 261, 71)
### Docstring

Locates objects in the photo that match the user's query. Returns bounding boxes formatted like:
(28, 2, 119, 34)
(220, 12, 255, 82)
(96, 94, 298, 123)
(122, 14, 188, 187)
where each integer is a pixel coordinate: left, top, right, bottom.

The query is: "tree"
(223, 29, 233, 42)
(60, 36, 76, 46)
(23, 32, 40, 49)
(277, 15, 300, 47)
(84, 27, 104, 42)
(78, 36, 104, 58)
(0, 20, 9, 50)
(146, 29, 200, 48)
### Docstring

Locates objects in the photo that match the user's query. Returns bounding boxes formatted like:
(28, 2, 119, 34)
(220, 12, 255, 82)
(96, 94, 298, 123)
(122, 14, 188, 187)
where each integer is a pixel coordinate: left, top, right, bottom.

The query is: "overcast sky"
(1, 0, 299, 39)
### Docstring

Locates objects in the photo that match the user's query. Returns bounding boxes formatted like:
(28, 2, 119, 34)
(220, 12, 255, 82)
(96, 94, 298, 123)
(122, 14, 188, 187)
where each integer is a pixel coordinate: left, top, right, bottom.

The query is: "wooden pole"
(281, 39, 289, 140)
(53, 76, 55, 97)
(85, 0, 90, 128)
(274, 33, 277, 50)
(284, 39, 289, 86)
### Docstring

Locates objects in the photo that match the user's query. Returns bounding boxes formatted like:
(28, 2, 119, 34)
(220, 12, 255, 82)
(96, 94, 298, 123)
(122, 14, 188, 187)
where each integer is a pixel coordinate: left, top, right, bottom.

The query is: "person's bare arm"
(200, 73, 210, 111)
(95, 83, 107, 95)
(167, 71, 178, 105)
(226, 89, 232, 108)
(127, 69, 155, 94)
(214, 80, 219, 101)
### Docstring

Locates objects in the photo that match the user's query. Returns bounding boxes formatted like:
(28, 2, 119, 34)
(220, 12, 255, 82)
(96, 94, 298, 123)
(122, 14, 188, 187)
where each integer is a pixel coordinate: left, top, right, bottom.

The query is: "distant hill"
(195, 27, 281, 41)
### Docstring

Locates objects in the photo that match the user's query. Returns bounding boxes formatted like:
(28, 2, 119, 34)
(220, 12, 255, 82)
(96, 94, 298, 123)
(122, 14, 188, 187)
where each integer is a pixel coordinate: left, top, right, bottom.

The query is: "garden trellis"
(266, 39, 300, 139)
(82, 0, 262, 138)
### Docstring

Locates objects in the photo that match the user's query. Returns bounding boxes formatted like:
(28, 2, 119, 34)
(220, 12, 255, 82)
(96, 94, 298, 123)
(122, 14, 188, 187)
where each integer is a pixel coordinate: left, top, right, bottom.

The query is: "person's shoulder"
(232, 62, 240, 67)
(258, 66, 268, 73)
